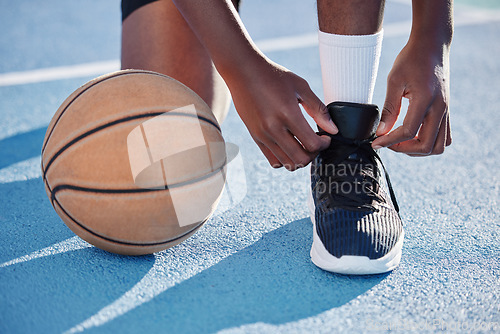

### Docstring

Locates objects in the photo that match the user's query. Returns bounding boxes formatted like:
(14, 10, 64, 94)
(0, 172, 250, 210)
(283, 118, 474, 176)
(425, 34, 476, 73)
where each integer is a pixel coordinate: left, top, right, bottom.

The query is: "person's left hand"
(372, 38, 452, 156)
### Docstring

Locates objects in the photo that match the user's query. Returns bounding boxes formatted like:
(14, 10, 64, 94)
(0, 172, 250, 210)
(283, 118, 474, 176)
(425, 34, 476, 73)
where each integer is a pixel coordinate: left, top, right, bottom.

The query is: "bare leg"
(121, 0, 231, 124)
(317, 0, 386, 104)
(317, 0, 385, 34)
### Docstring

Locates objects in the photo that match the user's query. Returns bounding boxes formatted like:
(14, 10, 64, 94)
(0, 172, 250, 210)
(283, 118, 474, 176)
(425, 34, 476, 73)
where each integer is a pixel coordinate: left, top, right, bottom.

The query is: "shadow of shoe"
(95, 218, 389, 333)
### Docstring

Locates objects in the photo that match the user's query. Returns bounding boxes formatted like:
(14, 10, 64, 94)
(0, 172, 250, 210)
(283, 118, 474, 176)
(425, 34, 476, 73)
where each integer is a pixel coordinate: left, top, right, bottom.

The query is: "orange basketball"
(41, 70, 227, 255)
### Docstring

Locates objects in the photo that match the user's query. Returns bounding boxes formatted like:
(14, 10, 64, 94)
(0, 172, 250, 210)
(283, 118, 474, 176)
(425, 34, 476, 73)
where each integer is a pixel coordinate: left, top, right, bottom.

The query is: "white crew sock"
(318, 29, 383, 104)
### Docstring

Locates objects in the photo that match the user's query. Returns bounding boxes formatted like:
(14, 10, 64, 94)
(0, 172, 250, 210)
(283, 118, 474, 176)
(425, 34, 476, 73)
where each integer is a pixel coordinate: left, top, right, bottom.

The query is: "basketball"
(41, 70, 227, 255)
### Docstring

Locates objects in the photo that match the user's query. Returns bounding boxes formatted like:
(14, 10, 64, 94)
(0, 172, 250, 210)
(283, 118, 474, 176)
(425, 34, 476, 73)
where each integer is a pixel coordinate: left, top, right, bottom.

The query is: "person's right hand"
(227, 59, 338, 171)
(170, 0, 337, 169)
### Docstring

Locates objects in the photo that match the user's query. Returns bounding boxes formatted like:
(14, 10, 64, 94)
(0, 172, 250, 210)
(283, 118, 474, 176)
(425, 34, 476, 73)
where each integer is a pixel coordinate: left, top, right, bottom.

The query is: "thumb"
(377, 83, 403, 136)
(298, 88, 338, 135)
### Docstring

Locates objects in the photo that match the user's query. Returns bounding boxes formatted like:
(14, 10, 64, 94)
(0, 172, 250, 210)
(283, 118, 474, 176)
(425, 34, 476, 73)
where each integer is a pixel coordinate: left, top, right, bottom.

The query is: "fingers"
(430, 113, 448, 154)
(257, 78, 333, 171)
(376, 95, 451, 156)
(387, 100, 443, 154)
(248, 73, 336, 171)
(404, 115, 448, 157)
(297, 80, 338, 135)
(287, 115, 331, 153)
(262, 139, 295, 170)
(445, 112, 452, 146)
(376, 75, 404, 136)
(372, 95, 430, 150)
(256, 141, 282, 168)
(262, 128, 324, 171)
(257, 104, 331, 171)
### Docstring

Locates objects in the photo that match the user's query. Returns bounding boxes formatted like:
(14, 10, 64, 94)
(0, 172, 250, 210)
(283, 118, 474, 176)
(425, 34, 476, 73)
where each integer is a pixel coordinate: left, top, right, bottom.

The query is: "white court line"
(0, 155, 41, 183)
(0, 21, 411, 87)
(0, 236, 92, 268)
(0, 60, 120, 87)
(1, 9, 499, 88)
(65, 252, 187, 334)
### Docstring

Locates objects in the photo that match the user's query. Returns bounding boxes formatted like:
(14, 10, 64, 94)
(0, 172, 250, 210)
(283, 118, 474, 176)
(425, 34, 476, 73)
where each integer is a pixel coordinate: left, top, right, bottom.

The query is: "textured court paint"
(0, 155, 41, 183)
(0, 1, 499, 333)
(1, 6, 500, 87)
(0, 61, 120, 87)
(0, 236, 92, 268)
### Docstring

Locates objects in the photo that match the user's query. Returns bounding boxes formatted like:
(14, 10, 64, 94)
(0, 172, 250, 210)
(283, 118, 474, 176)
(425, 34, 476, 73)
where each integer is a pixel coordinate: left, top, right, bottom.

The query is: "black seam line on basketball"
(50, 164, 225, 201)
(41, 111, 221, 179)
(41, 70, 150, 154)
(52, 195, 205, 247)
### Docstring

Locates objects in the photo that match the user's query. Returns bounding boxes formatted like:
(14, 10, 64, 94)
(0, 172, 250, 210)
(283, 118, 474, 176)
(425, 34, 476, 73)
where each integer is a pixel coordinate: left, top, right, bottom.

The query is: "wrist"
(219, 50, 276, 91)
(407, 34, 451, 62)
(409, 0, 453, 51)
(409, 27, 452, 53)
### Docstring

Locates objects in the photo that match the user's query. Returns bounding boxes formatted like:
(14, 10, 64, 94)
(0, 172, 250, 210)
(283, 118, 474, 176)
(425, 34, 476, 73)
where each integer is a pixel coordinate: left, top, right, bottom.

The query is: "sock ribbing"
(318, 29, 383, 104)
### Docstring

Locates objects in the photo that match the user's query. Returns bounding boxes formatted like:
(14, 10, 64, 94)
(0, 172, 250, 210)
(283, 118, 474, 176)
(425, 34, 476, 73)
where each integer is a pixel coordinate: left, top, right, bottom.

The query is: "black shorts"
(122, 0, 241, 22)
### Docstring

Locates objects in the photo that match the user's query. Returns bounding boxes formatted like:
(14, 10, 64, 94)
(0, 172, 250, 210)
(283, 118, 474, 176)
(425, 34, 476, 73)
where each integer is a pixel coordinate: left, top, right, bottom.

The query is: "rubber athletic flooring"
(0, 0, 499, 333)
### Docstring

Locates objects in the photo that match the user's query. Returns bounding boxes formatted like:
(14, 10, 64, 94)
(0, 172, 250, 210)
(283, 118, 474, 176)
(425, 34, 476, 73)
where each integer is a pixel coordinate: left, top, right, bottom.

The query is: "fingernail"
(377, 121, 386, 134)
(373, 144, 383, 150)
(329, 120, 338, 133)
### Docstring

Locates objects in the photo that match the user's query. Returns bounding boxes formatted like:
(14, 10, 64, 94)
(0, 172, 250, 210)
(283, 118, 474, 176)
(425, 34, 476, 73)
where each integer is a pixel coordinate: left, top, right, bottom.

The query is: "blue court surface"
(1, 0, 499, 333)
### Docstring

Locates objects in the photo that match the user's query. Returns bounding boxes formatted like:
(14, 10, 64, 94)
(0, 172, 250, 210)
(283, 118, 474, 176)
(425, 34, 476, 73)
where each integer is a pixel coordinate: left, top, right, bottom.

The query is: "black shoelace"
(316, 131, 399, 213)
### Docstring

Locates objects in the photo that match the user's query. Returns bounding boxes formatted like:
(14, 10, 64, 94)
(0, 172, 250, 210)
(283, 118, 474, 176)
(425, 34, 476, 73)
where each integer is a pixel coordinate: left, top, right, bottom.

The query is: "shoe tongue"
(324, 102, 380, 140)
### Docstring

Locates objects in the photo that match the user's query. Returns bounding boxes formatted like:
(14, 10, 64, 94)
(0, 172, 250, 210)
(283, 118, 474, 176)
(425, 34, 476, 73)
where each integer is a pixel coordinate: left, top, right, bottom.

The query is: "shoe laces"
(316, 131, 399, 213)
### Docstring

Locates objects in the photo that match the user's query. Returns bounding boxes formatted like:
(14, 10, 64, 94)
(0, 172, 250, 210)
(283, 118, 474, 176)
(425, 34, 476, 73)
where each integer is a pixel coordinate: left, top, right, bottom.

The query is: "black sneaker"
(308, 102, 403, 275)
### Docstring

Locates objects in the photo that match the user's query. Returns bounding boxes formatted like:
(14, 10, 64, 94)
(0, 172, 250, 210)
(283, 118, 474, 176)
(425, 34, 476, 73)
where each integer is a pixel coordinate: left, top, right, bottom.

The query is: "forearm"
(410, 0, 453, 51)
(171, 0, 267, 85)
(373, 0, 453, 154)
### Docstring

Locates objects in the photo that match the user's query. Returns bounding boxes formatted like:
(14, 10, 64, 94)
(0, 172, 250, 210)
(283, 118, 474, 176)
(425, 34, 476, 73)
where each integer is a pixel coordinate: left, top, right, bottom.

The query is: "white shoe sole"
(308, 190, 403, 275)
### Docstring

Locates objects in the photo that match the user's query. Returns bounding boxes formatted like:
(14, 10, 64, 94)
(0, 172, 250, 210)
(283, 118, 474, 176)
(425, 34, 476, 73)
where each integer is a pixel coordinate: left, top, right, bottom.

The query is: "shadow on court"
(0, 177, 70, 259)
(0, 126, 47, 169)
(0, 176, 389, 333)
(0, 177, 156, 334)
(0, 130, 388, 333)
(97, 218, 389, 333)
